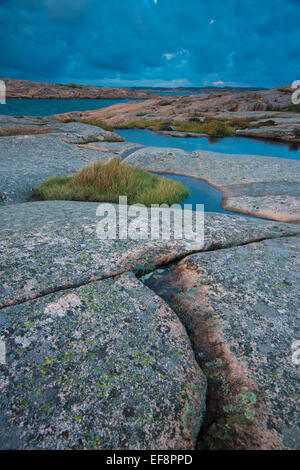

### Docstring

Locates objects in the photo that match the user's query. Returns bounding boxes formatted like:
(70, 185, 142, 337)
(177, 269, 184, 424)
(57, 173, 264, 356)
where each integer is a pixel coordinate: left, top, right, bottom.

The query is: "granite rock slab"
(0, 130, 122, 204)
(125, 147, 300, 222)
(144, 236, 300, 449)
(1, 200, 299, 308)
(0, 272, 206, 449)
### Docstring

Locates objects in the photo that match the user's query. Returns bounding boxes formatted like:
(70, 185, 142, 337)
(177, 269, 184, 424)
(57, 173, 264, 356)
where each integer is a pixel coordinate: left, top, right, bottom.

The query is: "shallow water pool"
(117, 129, 300, 160)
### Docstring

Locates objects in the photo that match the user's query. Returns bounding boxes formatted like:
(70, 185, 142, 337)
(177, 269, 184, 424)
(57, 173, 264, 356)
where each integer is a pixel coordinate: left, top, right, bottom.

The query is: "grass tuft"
(34, 157, 189, 206)
(115, 119, 166, 131)
(0, 127, 50, 137)
(174, 119, 235, 137)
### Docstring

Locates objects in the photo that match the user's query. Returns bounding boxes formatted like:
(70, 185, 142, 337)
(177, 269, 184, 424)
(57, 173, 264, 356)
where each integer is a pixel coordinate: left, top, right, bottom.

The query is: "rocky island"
(3, 78, 151, 100)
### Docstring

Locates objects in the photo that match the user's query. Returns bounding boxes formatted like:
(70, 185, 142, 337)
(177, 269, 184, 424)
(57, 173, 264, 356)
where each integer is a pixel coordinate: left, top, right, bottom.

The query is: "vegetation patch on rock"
(114, 118, 235, 136)
(115, 119, 167, 132)
(0, 127, 50, 137)
(33, 157, 189, 206)
(62, 118, 115, 132)
(113, 116, 278, 137)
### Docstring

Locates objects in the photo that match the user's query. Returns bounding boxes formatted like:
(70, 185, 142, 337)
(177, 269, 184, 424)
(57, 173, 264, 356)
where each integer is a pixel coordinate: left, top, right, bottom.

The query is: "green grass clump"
(114, 115, 280, 137)
(173, 120, 206, 133)
(203, 120, 235, 137)
(223, 117, 253, 129)
(115, 119, 166, 131)
(34, 157, 189, 207)
(0, 127, 50, 137)
(174, 119, 235, 137)
(115, 118, 239, 137)
(250, 119, 276, 128)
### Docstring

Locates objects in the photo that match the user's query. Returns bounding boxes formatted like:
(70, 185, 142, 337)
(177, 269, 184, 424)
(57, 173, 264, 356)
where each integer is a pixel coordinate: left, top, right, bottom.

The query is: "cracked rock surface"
(1, 201, 299, 308)
(0, 273, 206, 450)
(143, 235, 300, 449)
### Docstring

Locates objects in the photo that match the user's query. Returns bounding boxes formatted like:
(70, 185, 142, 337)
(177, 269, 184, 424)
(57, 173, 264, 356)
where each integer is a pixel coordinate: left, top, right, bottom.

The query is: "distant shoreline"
(2, 78, 271, 100)
(1, 78, 151, 100)
(5, 97, 145, 100)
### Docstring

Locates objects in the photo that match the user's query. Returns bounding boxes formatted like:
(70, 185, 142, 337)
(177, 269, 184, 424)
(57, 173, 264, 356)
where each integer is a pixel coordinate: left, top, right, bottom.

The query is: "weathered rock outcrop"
(143, 235, 300, 449)
(57, 85, 298, 122)
(2, 78, 150, 100)
(236, 115, 300, 143)
(57, 85, 300, 143)
(259, 85, 296, 110)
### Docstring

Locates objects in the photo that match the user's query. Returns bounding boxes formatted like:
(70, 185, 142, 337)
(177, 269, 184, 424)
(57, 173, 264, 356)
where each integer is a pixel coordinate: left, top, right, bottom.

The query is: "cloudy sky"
(0, 0, 299, 88)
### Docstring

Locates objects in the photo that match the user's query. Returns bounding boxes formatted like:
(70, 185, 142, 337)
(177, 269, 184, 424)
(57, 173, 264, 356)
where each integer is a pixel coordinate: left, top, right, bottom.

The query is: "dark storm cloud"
(0, 0, 299, 87)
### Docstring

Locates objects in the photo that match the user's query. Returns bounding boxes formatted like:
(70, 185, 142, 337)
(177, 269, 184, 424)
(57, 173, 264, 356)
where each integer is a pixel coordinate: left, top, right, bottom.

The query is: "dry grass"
(115, 118, 242, 137)
(174, 119, 235, 136)
(82, 119, 114, 131)
(34, 157, 189, 206)
(63, 118, 114, 132)
(115, 119, 166, 131)
(0, 127, 50, 137)
(114, 115, 279, 137)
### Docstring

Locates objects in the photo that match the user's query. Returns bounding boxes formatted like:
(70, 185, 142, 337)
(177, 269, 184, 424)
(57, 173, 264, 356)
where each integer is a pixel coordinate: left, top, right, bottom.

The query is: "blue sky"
(0, 0, 299, 88)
